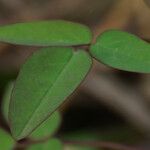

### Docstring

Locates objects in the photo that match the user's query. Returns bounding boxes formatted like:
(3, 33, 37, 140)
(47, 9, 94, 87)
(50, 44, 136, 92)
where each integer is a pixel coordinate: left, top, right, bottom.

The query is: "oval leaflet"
(0, 20, 92, 46)
(9, 47, 92, 140)
(90, 30, 150, 73)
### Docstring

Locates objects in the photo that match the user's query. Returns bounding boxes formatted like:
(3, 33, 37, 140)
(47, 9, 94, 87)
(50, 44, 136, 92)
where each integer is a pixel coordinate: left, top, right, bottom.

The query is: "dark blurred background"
(0, 0, 150, 149)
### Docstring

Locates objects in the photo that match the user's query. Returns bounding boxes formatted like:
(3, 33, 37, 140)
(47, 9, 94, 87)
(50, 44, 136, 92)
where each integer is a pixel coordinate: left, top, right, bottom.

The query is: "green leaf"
(90, 30, 150, 73)
(0, 128, 14, 150)
(1, 81, 14, 123)
(0, 20, 92, 46)
(30, 111, 61, 140)
(2, 83, 61, 140)
(28, 138, 63, 150)
(9, 47, 92, 140)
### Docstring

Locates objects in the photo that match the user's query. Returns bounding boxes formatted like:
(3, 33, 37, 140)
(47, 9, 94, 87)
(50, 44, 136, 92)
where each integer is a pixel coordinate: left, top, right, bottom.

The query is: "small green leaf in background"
(90, 30, 150, 73)
(0, 128, 14, 150)
(1, 81, 14, 123)
(0, 20, 92, 46)
(9, 47, 92, 140)
(28, 138, 63, 150)
(31, 111, 61, 140)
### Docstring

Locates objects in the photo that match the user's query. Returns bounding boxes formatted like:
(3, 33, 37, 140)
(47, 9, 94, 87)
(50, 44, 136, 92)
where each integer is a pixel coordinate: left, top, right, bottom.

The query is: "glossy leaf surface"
(0, 128, 14, 150)
(0, 20, 92, 46)
(9, 47, 92, 140)
(90, 30, 150, 73)
(28, 138, 63, 150)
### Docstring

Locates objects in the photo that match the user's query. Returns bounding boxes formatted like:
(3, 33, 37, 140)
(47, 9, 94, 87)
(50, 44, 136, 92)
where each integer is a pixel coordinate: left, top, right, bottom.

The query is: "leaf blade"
(0, 20, 92, 46)
(2, 81, 61, 140)
(90, 30, 150, 73)
(9, 47, 92, 140)
(30, 111, 61, 140)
